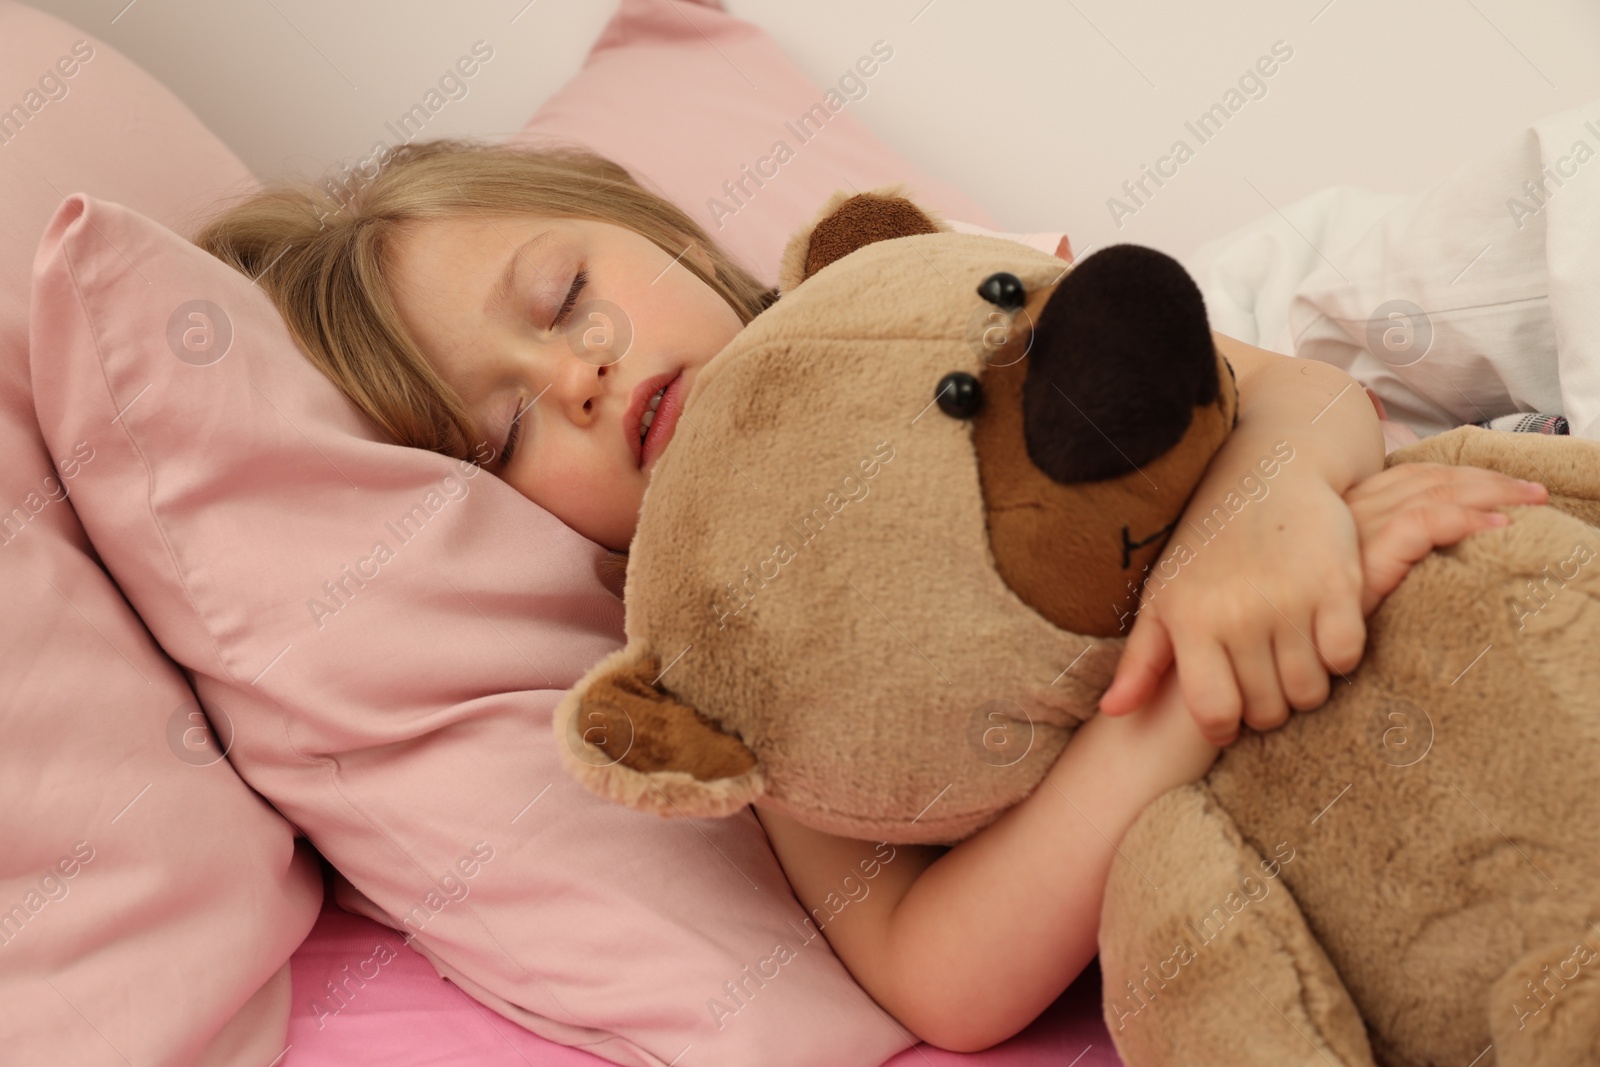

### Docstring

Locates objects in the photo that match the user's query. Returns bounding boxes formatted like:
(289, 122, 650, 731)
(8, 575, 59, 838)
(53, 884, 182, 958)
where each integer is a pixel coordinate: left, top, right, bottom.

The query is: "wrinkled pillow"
(512, 0, 1001, 286)
(30, 193, 916, 1067)
(0, 2, 322, 1063)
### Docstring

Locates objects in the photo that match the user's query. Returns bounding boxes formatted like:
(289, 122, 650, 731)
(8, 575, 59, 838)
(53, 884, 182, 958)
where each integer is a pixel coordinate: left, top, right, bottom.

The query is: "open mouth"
(637, 372, 686, 470)
(639, 382, 668, 444)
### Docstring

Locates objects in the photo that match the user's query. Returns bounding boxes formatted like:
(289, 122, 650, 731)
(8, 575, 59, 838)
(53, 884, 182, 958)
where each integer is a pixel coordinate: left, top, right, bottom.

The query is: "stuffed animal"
(555, 187, 1600, 1063)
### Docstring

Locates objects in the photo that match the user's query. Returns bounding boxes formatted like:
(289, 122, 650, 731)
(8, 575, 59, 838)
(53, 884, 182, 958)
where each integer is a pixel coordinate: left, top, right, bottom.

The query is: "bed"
(281, 888, 1120, 1066)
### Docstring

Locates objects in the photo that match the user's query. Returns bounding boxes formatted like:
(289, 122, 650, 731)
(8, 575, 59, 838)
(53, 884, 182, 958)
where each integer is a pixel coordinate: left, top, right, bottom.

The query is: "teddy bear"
(554, 186, 1600, 1064)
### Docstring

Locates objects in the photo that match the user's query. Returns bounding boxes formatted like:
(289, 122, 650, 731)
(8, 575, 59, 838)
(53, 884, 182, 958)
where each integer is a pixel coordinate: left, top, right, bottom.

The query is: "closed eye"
(498, 383, 552, 468)
(500, 395, 531, 468)
(552, 268, 588, 329)
(499, 269, 585, 468)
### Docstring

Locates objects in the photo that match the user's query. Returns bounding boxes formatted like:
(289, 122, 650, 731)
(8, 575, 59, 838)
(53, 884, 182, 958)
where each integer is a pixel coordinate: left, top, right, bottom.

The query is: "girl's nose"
(549, 354, 609, 424)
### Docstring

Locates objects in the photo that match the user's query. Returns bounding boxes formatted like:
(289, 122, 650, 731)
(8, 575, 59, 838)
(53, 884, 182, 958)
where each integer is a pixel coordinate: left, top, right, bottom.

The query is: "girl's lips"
(639, 371, 686, 469)
(626, 370, 679, 468)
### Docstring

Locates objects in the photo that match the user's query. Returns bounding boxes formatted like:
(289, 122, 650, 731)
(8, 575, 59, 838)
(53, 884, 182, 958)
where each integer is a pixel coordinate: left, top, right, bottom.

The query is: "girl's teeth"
(641, 381, 670, 443)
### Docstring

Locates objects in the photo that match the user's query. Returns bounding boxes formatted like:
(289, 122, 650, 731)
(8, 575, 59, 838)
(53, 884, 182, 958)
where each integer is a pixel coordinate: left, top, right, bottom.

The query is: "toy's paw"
(1490, 932, 1600, 1065)
(1496, 511, 1600, 712)
(553, 640, 765, 818)
(1101, 786, 1376, 1067)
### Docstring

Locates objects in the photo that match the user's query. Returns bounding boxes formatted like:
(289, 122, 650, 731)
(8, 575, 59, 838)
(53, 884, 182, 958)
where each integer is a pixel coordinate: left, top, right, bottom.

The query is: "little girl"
(196, 138, 1546, 1053)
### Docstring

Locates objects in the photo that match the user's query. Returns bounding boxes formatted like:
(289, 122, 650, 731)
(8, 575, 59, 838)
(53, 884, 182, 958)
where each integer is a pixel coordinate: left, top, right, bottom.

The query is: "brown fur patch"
(582, 655, 757, 781)
(801, 194, 940, 283)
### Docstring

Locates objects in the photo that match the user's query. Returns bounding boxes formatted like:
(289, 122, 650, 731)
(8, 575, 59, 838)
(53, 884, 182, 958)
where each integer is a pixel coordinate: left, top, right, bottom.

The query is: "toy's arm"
(755, 670, 1216, 1053)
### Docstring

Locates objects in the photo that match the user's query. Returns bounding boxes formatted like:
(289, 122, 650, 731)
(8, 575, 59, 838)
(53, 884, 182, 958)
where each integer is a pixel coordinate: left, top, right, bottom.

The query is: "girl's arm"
(1099, 333, 1548, 742)
(754, 669, 1216, 1053)
(1098, 333, 1386, 741)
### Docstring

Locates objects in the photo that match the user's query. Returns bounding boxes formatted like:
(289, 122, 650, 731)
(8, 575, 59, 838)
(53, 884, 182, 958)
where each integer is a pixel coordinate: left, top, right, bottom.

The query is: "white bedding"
(1182, 96, 1600, 441)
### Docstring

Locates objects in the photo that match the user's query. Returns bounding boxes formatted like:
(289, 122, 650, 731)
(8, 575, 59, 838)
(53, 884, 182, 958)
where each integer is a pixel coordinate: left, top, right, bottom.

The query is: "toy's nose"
(1020, 244, 1217, 484)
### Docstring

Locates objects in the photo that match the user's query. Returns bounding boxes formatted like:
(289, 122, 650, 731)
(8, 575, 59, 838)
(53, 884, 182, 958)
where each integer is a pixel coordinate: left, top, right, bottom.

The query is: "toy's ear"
(777, 183, 951, 293)
(554, 642, 765, 818)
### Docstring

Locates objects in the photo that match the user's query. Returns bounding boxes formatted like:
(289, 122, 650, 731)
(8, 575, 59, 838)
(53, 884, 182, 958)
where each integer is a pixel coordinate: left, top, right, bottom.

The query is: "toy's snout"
(961, 245, 1240, 638)
(1020, 245, 1221, 482)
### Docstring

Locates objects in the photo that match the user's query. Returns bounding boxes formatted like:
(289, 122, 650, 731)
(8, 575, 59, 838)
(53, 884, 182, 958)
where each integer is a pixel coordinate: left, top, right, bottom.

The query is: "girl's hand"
(1101, 462, 1549, 746)
(1088, 663, 1221, 788)
(1344, 462, 1547, 615)
(1100, 475, 1366, 746)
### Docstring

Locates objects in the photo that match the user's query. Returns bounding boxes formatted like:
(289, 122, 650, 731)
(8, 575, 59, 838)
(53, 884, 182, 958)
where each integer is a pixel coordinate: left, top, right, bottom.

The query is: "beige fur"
(1103, 427, 1600, 1066)
(558, 221, 1120, 842)
(555, 190, 1600, 1061)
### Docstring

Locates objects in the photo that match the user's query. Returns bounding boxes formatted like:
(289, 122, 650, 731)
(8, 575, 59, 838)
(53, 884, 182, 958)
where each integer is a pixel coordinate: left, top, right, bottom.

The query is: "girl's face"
(387, 213, 746, 551)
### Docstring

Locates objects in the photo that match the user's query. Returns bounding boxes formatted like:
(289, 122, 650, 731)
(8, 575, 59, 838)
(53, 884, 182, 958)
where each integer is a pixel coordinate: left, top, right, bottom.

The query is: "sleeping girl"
(194, 137, 1547, 1053)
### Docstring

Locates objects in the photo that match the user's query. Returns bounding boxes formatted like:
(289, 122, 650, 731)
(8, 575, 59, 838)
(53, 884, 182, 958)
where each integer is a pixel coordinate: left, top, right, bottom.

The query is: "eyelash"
(552, 268, 588, 329)
(502, 270, 589, 467)
(500, 398, 528, 468)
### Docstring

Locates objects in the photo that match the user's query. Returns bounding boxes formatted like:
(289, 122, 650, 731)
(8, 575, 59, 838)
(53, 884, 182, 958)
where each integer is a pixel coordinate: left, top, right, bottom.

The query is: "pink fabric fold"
(30, 192, 918, 1067)
(0, 3, 321, 1063)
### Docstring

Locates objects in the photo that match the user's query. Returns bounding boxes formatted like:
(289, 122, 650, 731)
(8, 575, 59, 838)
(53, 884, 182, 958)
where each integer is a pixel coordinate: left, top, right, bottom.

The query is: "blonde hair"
(194, 138, 773, 588)
(193, 137, 775, 460)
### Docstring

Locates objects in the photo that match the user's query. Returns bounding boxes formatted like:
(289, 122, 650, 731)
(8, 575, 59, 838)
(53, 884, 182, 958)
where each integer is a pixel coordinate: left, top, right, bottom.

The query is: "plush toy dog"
(555, 188, 1600, 1064)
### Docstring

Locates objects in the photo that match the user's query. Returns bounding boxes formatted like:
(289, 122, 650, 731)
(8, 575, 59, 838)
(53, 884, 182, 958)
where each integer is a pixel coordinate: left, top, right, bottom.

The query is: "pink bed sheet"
(283, 895, 1122, 1066)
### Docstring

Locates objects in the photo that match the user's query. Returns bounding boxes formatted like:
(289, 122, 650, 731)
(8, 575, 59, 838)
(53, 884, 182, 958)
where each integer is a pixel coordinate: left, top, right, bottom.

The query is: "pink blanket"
(283, 897, 1123, 1066)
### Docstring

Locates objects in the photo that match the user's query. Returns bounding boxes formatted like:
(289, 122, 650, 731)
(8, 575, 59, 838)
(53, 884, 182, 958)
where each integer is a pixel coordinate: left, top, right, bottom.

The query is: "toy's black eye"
(936, 372, 983, 418)
(976, 271, 1026, 309)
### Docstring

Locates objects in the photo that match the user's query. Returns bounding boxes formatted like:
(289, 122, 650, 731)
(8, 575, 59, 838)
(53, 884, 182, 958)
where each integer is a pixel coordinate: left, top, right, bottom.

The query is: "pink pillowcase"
(948, 219, 1074, 263)
(15, 1, 1063, 1061)
(0, 2, 321, 1062)
(30, 192, 914, 1067)
(513, 0, 1002, 286)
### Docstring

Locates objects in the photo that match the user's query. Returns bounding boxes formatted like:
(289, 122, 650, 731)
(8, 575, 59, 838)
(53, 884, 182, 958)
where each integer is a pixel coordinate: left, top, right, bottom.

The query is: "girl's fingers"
(1277, 621, 1333, 711)
(1346, 464, 1458, 513)
(1174, 635, 1244, 746)
(1312, 593, 1367, 677)
(1232, 633, 1290, 734)
(1350, 465, 1545, 516)
(1360, 505, 1509, 615)
(1440, 469, 1547, 506)
(1099, 614, 1172, 716)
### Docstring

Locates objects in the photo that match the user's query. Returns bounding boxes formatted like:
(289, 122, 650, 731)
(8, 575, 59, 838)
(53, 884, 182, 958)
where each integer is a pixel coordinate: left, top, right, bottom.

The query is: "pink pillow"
(948, 218, 1074, 262)
(512, 0, 1001, 286)
(30, 193, 914, 1067)
(0, 2, 321, 1062)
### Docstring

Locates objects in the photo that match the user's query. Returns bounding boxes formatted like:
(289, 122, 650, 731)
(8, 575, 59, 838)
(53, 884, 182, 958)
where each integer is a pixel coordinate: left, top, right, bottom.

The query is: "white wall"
(25, 0, 1600, 259)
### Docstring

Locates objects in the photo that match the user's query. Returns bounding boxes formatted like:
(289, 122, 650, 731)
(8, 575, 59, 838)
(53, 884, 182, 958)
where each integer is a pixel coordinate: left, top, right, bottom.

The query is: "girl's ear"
(777, 183, 951, 294)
